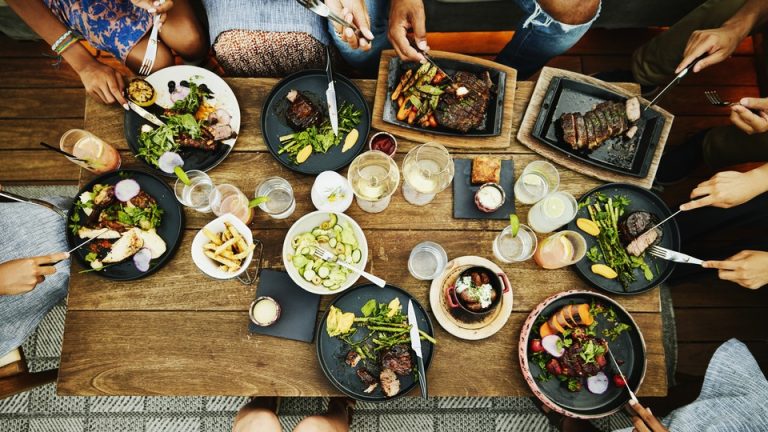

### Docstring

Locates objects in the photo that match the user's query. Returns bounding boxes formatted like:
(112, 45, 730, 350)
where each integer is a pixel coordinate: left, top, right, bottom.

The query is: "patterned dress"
(44, 0, 153, 62)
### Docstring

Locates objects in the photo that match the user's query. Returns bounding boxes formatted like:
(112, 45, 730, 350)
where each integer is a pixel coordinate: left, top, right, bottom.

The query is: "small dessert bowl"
(249, 296, 281, 327)
(474, 182, 506, 213)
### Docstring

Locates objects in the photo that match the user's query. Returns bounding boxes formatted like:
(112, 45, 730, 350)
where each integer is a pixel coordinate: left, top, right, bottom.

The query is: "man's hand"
(730, 97, 768, 135)
(675, 26, 743, 74)
(704, 250, 768, 289)
(326, 0, 375, 50)
(0, 253, 69, 296)
(628, 399, 668, 432)
(388, 0, 427, 63)
(78, 61, 129, 108)
(680, 171, 764, 211)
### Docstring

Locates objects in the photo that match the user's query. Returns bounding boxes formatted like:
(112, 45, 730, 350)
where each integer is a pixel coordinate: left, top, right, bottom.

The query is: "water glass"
(493, 224, 537, 263)
(209, 184, 251, 224)
(174, 170, 214, 213)
(60, 129, 121, 174)
(255, 177, 296, 219)
(527, 191, 578, 233)
(534, 230, 587, 269)
(514, 160, 559, 205)
(408, 241, 449, 280)
(402, 142, 454, 206)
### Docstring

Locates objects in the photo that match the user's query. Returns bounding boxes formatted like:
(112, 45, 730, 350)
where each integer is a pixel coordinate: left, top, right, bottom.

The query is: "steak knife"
(325, 47, 339, 137)
(407, 300, 428, 399)
(605, 344, 638, 403)
(127, 101, 165, 127)
(644, 54, 706, 112)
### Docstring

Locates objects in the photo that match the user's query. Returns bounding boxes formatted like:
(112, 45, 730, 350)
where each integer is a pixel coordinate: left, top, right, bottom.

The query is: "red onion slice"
(114, 179, 140, 202)
(541, 335, 565, 358)
(587, 372, 609, 394)
(133, 247, 152, 272)
(158, 151, 184, 174)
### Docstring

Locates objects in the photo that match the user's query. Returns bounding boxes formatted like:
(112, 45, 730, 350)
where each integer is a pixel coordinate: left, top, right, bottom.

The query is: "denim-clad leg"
(329, 0, 392, 75)
(496, 0, 601, 80)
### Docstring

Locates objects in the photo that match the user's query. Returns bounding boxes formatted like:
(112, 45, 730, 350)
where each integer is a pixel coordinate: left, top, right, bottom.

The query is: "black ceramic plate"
(316, 284, 434, 402)
(383, 56, 506, 136)
(567, 183, 680, 295)
(262, 70, 371, 175)
(66, 169, 184, 281)
(452, 158, 516, 220)
(520, 291, 646, 418)
(532, 77, 666, 177)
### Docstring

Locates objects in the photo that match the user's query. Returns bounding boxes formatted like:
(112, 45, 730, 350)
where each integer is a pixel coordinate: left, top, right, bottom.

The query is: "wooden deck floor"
(1, 29, 767, 400)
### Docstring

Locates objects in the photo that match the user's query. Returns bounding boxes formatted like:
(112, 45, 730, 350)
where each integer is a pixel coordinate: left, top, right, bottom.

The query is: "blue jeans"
(332, 0, 599, 79)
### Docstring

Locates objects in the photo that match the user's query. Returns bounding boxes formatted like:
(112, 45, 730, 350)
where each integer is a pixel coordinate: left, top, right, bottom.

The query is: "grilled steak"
(285, 89, 322, 130)
(356, 368, 379, 393)
(380, 368, 400, 397)
(435, 71, 493, 133)
(560, 339, 603, 377)
(380, 344, 412, 376)
(178, 126, 217, 151)
(558, 99, 636, 151)
(619, 211, 663, 256)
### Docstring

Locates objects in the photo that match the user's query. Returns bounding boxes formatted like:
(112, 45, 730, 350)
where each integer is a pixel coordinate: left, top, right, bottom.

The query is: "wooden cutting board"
(372, 50, 517, 149)
(516, 67, 674, 189)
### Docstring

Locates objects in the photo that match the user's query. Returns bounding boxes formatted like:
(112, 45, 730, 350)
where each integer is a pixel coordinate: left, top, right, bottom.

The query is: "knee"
(294, 416, 336, 432)
(233, 408, 281, 432)
(171, 22, 209, 60)
(539, 0, 600, 25)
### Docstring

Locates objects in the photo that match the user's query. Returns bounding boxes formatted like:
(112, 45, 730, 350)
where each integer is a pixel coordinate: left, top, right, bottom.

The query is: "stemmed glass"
(401, 142, 454, 206)
(347, 150, 400, 213)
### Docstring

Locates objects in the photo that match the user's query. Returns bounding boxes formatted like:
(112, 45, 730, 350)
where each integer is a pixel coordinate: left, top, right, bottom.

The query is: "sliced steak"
(561, 113, 578, 149)
(435, 71, 493, 133)
(575, 115, 587, 149)
(380, 344, 412, 376)
(285, 89, 323, 130)
(356, 368, 379, 393)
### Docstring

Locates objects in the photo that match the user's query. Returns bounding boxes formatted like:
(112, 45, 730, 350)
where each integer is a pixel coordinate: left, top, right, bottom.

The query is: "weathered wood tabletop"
(58, 78, 667, 397)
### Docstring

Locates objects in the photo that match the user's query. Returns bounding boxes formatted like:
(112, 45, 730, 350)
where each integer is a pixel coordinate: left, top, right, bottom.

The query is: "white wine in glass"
(347, 150, 400, 213)
(402, 142, 454, 206)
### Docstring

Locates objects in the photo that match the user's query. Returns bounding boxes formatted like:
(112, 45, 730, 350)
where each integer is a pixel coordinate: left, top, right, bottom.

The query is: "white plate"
(282, 211, 368, 295)
(192, 213, 254, 280)
(146, 65, 241, 148)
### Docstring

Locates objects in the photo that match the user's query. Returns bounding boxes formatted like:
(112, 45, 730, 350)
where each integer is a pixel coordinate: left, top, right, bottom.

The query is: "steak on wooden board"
(435, 71, 493, 133)
(559, 97, 641, 151)
(285, 89, 323, 130)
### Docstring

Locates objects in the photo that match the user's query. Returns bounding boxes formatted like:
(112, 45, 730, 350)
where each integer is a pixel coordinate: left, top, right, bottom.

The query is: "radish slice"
(133, 247, 152, 272)
(542, 335, 565, 358)
(587, 372, 609, 394)
(158, 151, 184, 174)
(170, 86, 190, 102)
(114, 179, 140, 202)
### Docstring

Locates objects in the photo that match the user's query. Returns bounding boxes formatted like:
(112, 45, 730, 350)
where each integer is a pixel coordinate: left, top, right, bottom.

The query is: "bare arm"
(6, 0, 128, 106)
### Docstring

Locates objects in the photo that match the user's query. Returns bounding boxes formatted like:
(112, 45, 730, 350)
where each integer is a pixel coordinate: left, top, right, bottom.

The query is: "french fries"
(201, 222, 255, 273)
(390, 64, 446, 128)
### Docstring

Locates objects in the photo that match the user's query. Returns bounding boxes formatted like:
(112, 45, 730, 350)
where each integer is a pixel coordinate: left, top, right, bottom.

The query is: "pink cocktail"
(60, 129, 121, 174)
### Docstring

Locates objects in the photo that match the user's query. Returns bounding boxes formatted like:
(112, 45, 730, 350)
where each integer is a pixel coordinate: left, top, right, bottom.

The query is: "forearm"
(722, 0, 768, 40)
(6, 0, 95, 72)
(747, 163, 768, 197)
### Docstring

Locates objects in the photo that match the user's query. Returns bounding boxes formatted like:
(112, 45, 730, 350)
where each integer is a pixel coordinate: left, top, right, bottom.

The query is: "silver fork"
(312, 246, 386, 287)
(295, 0, 365, 39)
(138, 14, 162, 76)
(0, 191, 67, 218)
(648, 245, 704, 266)
(704, 90, 734, 107)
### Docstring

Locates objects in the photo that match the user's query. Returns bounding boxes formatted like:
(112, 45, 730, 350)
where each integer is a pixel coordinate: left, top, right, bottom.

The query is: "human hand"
(729, 97, 768, 135)
(325, 0, 375, 50)
(628, 399, 668, 432)
(388, 0, 428, 62)
(131, 0, 172, 29)
(78, 61, 129, 108)
(675, 26, 743, 74)
(0, 252, 69, 296)
(680, 171, 762, 211)
(703, 250, 768, 289)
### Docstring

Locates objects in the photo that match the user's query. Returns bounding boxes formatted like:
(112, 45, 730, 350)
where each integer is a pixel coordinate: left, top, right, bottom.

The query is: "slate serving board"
(248, 270, 321, 342)
(452, 158, 515, 220)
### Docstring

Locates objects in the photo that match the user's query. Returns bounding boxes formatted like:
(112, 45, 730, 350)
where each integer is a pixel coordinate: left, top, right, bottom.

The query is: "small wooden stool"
(0, 348, 58, 399)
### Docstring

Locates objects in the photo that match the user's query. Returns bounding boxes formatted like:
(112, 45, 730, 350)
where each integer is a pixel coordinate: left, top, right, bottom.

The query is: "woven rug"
(0, 186, 651, 432)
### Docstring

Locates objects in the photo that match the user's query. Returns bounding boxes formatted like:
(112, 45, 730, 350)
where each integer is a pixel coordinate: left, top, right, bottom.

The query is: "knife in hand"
(325, 46, 339, 137)
(127, 101, 165, 127)
(644, 54, 707, 112)
(407, 300, 428, 399)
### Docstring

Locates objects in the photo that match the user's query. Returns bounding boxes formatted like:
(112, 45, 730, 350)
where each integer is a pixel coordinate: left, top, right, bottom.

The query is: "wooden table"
(58, 78, 667, 397)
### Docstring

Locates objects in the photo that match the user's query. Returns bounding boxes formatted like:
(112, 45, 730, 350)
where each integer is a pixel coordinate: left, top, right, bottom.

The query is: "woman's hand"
(0, 253, 69, 296)
(730, 97, 768, 135)
(325, 0, 375, 50)
(676, 25, 744, 74)
(703, 250, 768, 289)
(388, 0, 428, 63)
(78, 61, 129, 108)
(628, 399, 668, 432)
(680, 171, 765, 211)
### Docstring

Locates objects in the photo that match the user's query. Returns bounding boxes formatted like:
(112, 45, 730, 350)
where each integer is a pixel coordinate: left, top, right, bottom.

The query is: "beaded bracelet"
(52, 30, 82, 55)
(51, 30, 72, 53)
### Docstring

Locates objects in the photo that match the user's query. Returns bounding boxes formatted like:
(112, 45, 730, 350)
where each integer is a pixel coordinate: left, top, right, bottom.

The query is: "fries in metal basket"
(202, 222, 255, 273)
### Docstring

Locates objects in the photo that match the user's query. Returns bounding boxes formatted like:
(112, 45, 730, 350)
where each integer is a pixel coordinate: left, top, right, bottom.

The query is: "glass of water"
(174, 170, 214, 213)
(255, 177, 296, 219)
(493, 224, 537, 263)
(527, 191, 578, 233)
(408, 241, 449, 280)
(514, 160, 560, 205)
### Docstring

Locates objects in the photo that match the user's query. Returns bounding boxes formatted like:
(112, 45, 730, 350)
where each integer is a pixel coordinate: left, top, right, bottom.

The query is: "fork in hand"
(648, 245, 704, 266)
(138, 14, 162, 76)
(295, 0, 366, 40)
(312, 246, 386, 287)
(704, 90, 736, 107)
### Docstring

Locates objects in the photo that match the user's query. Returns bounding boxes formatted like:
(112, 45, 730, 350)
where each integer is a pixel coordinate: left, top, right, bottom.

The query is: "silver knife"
(67, 228, 110, 254)
(647, 209, 681, 233)
(407, 300, 428, 399)
(644, 54, 706, 112)
(420, 51, 453, 83)
(127, 101, 165, 127)
(604, 344, 638, 403)
(325, 47, 339, 137)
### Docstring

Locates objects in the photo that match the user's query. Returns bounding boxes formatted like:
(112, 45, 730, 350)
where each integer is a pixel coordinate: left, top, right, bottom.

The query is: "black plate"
(383, 56, 506, 136)
(567, 183, 680, 295)
(452, 158, 516, 220)
(532, 77, 666, 177)
(124, 106, 234, 177)
(66, 169, 184, 281)
(262, 70, 371, 175)
(522, 291, 646, 417)
(316, 284, 434, 402)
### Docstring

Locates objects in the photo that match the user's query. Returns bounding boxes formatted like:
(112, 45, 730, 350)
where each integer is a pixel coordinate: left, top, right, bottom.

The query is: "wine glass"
(347, 150, 400, 213)
(401, 142, 454, 206)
